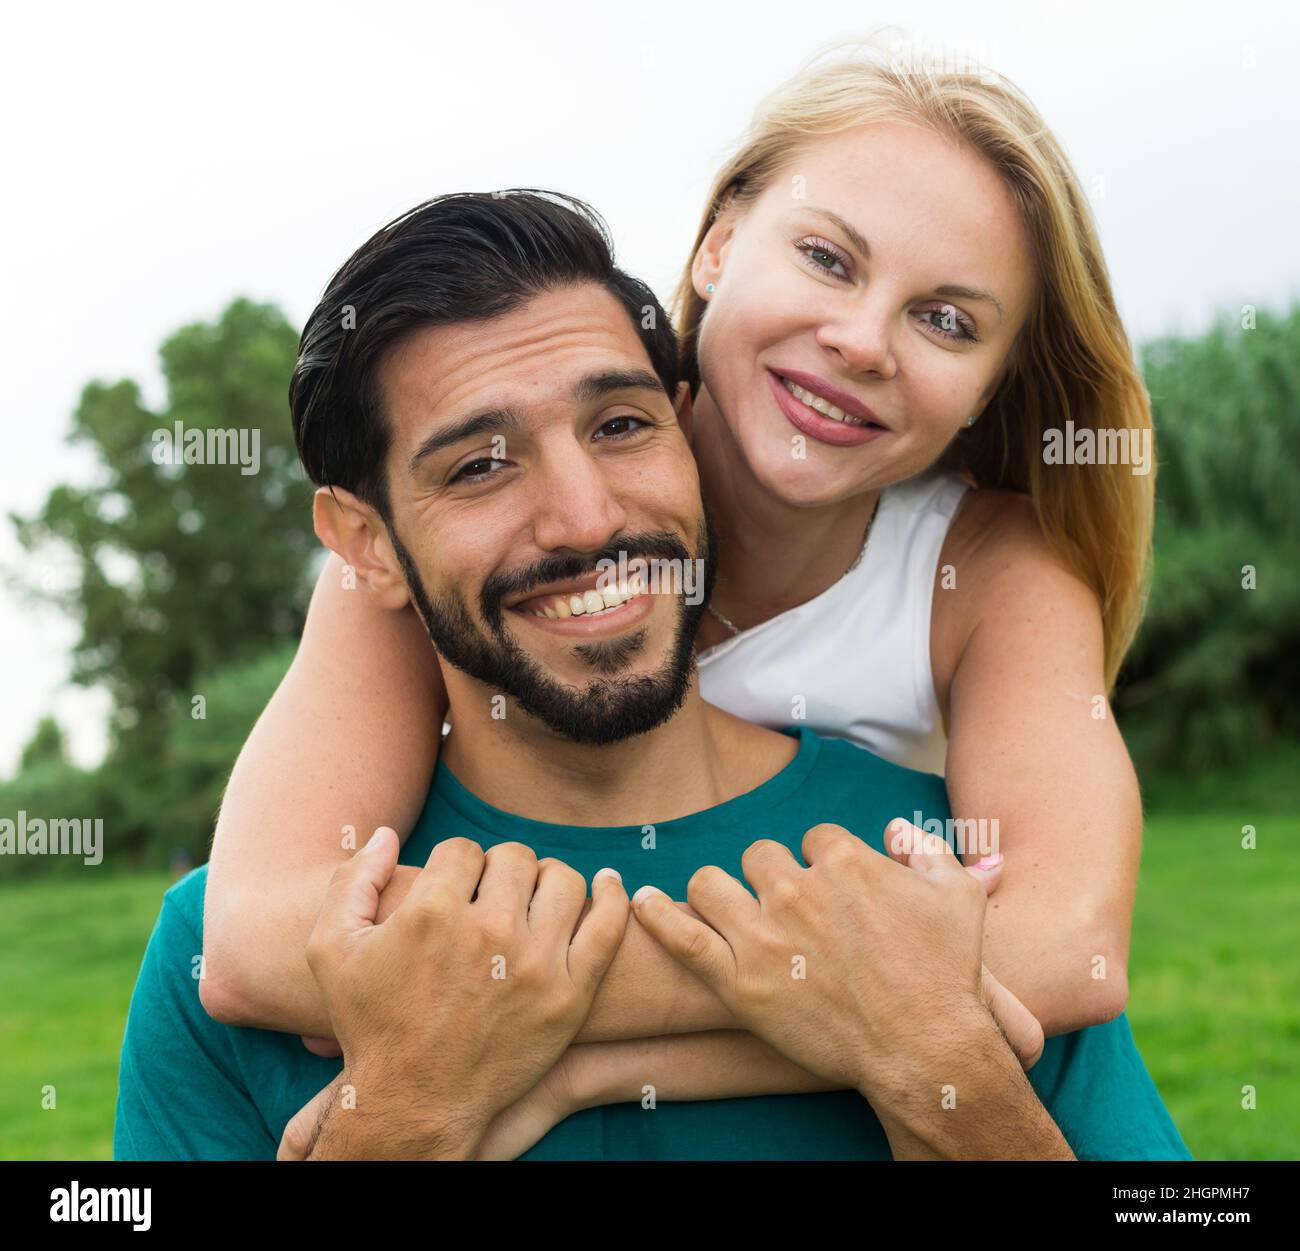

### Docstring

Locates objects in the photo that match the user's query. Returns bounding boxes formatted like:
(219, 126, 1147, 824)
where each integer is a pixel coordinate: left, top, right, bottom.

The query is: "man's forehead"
(382, 284, 652, 427)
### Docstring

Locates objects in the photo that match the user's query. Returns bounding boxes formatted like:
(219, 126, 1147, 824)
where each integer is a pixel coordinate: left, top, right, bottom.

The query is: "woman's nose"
(816, 301, 899, 380)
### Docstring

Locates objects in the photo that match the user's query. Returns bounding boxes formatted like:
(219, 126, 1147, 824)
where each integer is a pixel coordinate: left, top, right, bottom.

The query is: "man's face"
(374, 282, 710, 745)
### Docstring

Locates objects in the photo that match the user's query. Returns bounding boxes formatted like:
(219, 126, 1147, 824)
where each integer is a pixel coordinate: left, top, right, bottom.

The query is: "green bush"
(1117, 303, 1300, 775)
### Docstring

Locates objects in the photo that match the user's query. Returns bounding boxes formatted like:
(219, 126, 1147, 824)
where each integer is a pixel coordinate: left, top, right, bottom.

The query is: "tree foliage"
(11, 299, 317, 766)
(1116, 303, 1300, 771)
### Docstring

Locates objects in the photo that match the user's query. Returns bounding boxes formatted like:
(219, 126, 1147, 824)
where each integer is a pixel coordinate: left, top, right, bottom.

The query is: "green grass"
(0, 811, 1295, 1159)
(0, 872, 171, 1159)
(1127, 810, 1300, 1160)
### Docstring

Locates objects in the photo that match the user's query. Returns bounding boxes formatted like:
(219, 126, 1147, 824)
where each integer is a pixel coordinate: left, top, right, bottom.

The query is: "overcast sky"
(1, 0, 1297, 773)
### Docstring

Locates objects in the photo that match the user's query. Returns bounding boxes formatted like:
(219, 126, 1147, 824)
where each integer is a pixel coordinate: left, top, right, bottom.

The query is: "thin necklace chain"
(704, 496, 882, 639)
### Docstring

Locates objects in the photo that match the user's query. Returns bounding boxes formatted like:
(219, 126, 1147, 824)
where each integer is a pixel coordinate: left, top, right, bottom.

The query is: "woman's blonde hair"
(671, 36, 1154, 690)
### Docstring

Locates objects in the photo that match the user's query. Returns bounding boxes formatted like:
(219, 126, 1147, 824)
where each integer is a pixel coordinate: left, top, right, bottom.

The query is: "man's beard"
(388, 522, 714, 746)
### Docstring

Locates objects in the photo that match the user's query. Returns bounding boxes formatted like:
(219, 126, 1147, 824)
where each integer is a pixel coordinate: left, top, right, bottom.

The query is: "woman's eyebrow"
(802, 206, 874, 259)
(934, 283, 1005, 321)
(802, 206, 1005, 321)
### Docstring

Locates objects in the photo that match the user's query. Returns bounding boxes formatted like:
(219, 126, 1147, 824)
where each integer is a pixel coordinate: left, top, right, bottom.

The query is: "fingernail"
(974, 853, 1004, 869)
(362, 829, 389, 853)
(632, 885, 664, 906)
(593, 867, 622, 886)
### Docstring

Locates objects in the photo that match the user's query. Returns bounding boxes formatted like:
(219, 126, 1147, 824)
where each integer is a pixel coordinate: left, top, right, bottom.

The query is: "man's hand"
(299, 829, 629, 1158)
(632, 821, 1040, 1103)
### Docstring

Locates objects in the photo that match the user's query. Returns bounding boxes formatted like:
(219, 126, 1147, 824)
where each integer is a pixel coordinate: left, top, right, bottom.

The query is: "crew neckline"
(428, 725, 822, 850)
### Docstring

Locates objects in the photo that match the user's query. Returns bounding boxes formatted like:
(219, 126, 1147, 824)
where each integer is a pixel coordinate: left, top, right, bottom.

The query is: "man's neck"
(439, 684, 797, 828)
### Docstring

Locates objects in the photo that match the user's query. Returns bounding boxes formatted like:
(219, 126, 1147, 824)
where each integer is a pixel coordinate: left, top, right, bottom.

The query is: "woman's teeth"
(528, 575, 647, 619)
(782, 376, 872, 427)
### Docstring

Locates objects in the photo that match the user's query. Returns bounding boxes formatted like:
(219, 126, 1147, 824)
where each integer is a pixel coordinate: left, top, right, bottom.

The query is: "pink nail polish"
(974, 852, 1004, 869)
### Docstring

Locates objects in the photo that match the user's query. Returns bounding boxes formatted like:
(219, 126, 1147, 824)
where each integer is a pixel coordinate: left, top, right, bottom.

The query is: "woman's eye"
(796, 238, 851, 280)
(452, 456, 507, 484)
(594, 414, 648, 441)
(917, 306, 979, 343)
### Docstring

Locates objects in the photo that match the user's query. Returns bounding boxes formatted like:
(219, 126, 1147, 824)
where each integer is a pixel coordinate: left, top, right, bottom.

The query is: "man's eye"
(451, 456, 507, 484)
(595, 415, 648, 441)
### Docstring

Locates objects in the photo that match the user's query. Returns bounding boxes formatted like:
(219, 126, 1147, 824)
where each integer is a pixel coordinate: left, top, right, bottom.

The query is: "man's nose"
(529, 444, 629, 554)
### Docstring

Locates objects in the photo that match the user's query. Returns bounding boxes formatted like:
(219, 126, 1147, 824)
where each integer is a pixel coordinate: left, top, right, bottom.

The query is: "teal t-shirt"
(114, 726, 1190, 1160)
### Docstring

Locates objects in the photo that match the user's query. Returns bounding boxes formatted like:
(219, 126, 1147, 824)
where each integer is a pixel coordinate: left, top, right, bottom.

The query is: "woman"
(204, 39, 1154, 1128)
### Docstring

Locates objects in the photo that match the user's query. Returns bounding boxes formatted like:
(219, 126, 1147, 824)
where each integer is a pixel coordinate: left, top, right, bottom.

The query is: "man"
(114, 190, 1189, 1160)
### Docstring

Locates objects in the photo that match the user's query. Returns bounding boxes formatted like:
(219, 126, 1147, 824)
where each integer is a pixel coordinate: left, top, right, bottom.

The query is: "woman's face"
(692, 121, 1037, 508)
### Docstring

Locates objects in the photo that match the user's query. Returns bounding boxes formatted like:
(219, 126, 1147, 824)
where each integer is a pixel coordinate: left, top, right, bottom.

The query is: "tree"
(11, 299, 318, 771)
(1117, 303, 1300, 772)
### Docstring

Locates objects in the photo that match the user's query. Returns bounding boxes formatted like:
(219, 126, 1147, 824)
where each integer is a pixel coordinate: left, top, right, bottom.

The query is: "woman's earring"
(705, 282, 716, 294)
(966, 414, 978, 427)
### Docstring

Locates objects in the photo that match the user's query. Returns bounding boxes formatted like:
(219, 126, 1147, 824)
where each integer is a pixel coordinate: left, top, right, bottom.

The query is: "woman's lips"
(766, 369, 887, 447)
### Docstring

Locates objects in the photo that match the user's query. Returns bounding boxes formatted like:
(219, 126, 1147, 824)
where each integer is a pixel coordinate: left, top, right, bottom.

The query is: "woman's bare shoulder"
(931, 486, 1097, 703)
(943, 486, 1049, 570)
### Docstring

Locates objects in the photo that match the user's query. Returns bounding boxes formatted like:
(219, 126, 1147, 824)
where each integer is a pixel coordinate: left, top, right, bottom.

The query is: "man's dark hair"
(289, 190, 680, 518)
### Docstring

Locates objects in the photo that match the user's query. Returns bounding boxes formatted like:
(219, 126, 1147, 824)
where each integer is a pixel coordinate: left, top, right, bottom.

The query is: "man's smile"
(507, 569, 655, 638)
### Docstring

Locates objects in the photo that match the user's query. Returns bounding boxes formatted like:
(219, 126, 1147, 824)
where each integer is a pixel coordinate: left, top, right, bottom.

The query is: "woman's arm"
(201, 551, 446, 1032)
(933, 490, 1140, 1037)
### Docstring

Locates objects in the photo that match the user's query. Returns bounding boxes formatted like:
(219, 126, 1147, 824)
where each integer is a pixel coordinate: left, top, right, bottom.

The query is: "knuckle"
(443, 836, 485, 862)
(490, 840, 536, 864)
(409, 886, 455, 928)
(767, 875, 802, 911)
(680, 926, 713, 965)
(687, 864, 726, 899)
(478, 912, 517, 951)
(824, 829, 861, 860)
(742, 838, 782, 865)
(550, 860, 586, 893)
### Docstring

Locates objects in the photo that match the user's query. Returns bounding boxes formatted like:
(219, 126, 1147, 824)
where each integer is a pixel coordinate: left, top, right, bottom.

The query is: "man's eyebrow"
(408, 408, 523, 473)
(570, 368, 667, 403)
(802, 207, 1005, 321)
(406, 369, 665, 474)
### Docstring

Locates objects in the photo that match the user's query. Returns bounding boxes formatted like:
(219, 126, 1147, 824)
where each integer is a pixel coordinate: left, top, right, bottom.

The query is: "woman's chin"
(749, 447, 882, 510)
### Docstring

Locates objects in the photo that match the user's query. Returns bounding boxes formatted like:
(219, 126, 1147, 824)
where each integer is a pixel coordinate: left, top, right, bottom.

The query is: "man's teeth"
(528, 576, 647, 619)
(782, 377, 872, 427)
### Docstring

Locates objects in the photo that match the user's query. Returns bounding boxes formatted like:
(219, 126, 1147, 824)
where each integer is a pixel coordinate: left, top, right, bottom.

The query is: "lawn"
(1125, 810, 1299, 1159)
(0, 871, 172, 1160)
(0, 809, 1296, 1159)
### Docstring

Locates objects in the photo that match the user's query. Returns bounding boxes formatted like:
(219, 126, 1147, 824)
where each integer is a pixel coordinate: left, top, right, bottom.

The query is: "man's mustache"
(480, 531, 695, 630)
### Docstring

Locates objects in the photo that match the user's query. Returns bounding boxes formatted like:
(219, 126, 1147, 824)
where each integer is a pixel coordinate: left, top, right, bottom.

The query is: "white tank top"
(697, 469, 971, 776)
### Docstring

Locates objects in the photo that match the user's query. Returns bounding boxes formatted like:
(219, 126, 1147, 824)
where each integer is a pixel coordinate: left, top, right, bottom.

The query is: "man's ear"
(672, 381, 695, 447)
(312, 487, 411, 611)
(690, 211, 736, 300)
